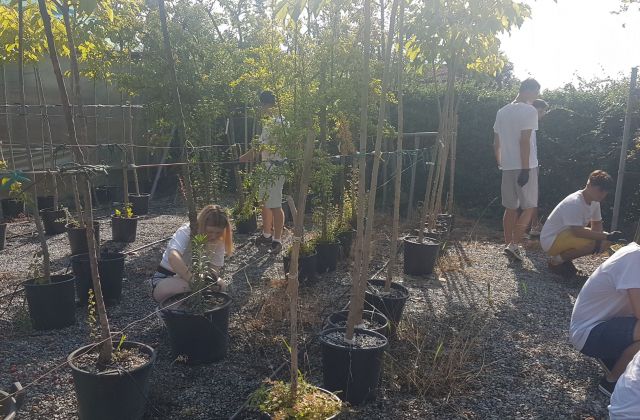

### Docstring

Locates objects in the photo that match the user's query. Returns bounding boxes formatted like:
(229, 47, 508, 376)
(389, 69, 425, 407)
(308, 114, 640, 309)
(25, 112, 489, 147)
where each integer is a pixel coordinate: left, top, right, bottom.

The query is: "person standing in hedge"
(540, 170, 624, 278)
(240, 91, 286, 254)
(570, 242, 640, 397)
(527, 98, 549, 237)
(493, 78, 541, 261)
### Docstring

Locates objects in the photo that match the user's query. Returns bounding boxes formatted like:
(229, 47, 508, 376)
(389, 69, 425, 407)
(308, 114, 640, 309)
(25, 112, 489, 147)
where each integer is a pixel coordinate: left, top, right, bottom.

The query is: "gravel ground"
(0, 201, 612, 419)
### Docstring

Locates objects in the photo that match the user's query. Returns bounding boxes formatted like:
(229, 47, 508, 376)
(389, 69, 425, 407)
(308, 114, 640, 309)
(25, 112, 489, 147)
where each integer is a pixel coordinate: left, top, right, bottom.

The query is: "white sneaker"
(504, 243, 524, 261)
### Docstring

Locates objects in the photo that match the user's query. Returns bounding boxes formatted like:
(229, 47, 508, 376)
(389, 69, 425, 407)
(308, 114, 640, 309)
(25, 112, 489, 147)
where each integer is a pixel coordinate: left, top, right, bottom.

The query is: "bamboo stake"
(121, 97, 130, 206)
(35, 67, 59, 209)
(128, 104, 140, 195)
(447, 111, 458, 213)
(1, 64, 15, 169)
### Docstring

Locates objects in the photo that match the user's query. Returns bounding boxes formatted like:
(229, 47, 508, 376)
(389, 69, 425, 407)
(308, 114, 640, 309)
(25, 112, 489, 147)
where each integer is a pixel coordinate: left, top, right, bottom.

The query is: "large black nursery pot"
(337, 229, 356, 259)
(319, 327, 388, 405)
(364, 279, 410, 336)
(0, 223, 6, 251)
(326, 309, 390, 338)
(23, 274, 76, 330)
(67, 222, 101, 256)
(1, 199, 24, 219)
(316, 242, 340, 273)
(68, 341, 156, 420)
(160, 291, 232, 364)
(40, 208, 67, 235)
(0, 382, 24, 420)
(403, 236, 440, 276)
(128, 193, 150, 216)
(36, 196, 54, 211)
(111, 216, 139, 243)
(71, 252, 126, 305)
(436, 213, 454, 232)
(94, 185, 121, 205)
(283, 252, 318, 281)
(235, 214, 257, 235)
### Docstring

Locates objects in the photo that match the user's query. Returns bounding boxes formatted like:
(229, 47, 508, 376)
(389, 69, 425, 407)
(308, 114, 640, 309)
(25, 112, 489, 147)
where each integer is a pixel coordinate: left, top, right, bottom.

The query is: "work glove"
(606, 231, 626, 242)
(517, 169, 529, 187)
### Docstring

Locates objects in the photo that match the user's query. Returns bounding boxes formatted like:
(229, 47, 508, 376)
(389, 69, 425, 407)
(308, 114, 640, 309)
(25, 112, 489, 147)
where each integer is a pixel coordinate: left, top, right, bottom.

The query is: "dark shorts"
(581, 317, 637, 361)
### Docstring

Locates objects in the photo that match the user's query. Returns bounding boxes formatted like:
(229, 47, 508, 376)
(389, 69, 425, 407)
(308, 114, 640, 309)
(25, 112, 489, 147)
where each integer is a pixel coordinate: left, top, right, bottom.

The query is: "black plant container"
(67, 222, 101, 256)
(326, 309, 390, 338)
(0, 223, 6, 251)
(111, 216, 139, 243)
(37, 196, 55, 211)
(128, 194, 150, 216)
(160, 292, 232, 364)
(364, 279, 410, 336)
(1, 199, 24, 219)
(319, 327, 387, 405)
(403, 236, 440, 276)
(71, 252, 126, 305)
(68, 341, 156, 420)
(235, 214, 258, 234)
(23, 274, 76, 330)
(316, 242, 340, 273)
(283, 252, 318, 281)
(40, 208, 67, 235)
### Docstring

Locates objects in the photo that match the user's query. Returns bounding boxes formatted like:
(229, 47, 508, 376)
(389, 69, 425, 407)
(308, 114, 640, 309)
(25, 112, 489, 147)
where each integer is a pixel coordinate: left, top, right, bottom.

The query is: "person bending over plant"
(150, 205, 233, 303)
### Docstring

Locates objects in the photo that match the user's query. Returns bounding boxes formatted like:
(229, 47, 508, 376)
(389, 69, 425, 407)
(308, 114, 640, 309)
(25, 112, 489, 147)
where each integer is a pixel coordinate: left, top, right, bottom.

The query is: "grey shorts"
(501, 167, 538, 209)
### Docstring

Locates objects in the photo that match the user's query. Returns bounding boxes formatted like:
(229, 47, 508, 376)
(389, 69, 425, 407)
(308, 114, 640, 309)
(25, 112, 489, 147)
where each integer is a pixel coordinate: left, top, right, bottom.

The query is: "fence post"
(612, 67, 638, 230)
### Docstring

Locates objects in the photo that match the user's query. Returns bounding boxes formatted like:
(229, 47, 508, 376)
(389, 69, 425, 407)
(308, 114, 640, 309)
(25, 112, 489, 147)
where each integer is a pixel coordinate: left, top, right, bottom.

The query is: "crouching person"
(569, 242, 640, 397)
(609, 351, 640, 418)
(150, 205, 234, 304)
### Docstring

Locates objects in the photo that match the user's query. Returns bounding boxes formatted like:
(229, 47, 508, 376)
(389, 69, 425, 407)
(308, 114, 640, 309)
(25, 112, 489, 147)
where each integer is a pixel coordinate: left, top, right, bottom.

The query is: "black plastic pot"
(40, 208, 67, 235)
(36, 196, 54, 211)
(235, 214, 258, 234)
(364, 279, 410, 336)
(316, 242, 340, 273)
(67, 222, 101, 256)
(403, 236, 440, 276)
(23, 274, 76, 330)
(319, 327, 388, 405)
(128, 194, 150, 216)
(0, 383, 24, 420)
(326, 310, 390, 338)
(94, 185, 120, 205)
(160, 292, 232, 364)
(437, 213, 454, 230)
(71, 252, 126, 305)
(1, 199, 24, 219)
(0, 223, 6, 251)
(111, 216, 139, 243)
(337, 229, 356, 259)
(68, 341, 156, 420)
(283, 252, 318, 281)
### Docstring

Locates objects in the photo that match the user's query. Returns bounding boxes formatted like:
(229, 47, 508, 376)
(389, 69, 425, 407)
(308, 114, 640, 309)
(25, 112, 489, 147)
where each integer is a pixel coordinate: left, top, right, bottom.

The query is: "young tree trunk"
(19, 0, 50, 282)
(1, 64, 16, 168)
(128, 103, 140, 195)
(37, 0, 112, 364)
(158, 0, 198, 235)
(447, 112, 458, 213)
(121, 98, 130, 206)
(386, 0, 404, 291)
(34, 67, 59, 209)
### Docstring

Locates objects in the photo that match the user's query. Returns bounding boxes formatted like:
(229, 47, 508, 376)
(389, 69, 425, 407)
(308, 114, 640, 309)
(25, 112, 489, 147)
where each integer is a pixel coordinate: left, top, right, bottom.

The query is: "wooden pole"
(407, 135, 418, 218)
(35, 67, 59, 209)
(128, 104, 140, 195)
(612, 66, 638, 230)
(1, 64, 15, 169)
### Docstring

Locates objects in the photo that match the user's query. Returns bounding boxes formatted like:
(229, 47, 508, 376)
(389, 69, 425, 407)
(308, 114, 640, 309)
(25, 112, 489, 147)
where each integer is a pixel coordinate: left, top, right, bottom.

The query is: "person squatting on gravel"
(149, 205, 234, 304)
(609, 350, 640, 419)
(569, 242, 640, 397)
(540, 170, 624, 279)
(240, 90, 286, 254)
(493, 78, 541, 262)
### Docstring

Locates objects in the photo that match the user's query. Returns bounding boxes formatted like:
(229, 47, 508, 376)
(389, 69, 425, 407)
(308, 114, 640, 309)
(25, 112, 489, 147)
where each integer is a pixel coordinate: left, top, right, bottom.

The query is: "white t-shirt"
(569, 242, 640, 351)
(260, 117, 284, 162)
(539, 190, 602, 252)
(159, 224, 225, 272)
(493, 102, 539, 170)
(610, 350, 640, 419)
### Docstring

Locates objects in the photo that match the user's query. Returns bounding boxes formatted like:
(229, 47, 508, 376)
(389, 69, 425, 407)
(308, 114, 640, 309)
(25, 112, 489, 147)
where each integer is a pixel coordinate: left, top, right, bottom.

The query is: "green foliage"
(86, 289, 100, 342)
(29, 250, 45, 284)
(113, 204, 134, 218)
(187, 233, 218, 313)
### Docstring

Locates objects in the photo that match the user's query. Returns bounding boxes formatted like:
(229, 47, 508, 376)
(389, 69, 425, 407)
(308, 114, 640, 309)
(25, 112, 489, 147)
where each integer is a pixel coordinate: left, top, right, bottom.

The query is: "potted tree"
(160, 234, 232, 364)
(66, 209, 101, 256)
(312, 154, 341, 272)
(111, 203, 139, 243)
(1, 180, 26, 220)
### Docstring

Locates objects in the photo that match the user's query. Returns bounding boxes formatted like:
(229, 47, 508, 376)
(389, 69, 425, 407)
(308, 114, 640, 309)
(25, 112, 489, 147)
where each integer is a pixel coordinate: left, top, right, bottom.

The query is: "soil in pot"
(249, 381, 341, 420)
(235, 214, 258, 235)
(403, 236, 440, 276)
(67, 222, 101, 256)
(111, 216, 139, 243)
(40, 208, 67, 235)
(23, 274, 76, 330)
(128, 193, 150, 216)
(1, 199, 24, 219)
(0, 223, 6, 251)
(364, 279, 410, 337)
(37, 196, 54, 211)
(319, 327, 388, 405)
(68, 341, 155, 420)
(326, 309, 390, 338)
(316, 242, 340, 273)
(337, 229, 356, 259)
(71, 252, 126, 305)
(160, 291, 232, 364)
(283, 252, 318, 281)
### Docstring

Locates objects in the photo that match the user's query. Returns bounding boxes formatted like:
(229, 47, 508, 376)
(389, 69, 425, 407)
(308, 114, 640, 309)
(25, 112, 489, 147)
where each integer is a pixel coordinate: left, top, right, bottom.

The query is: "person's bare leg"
(152, 276, 190, 304)
(608, 341, 640, 381)
(529, 208, 541, 231)
(262, 204, 273, 236)
(503, 208, 518, 245)
(558, 240, 612, 263)
(513, 208, 535, 245)
(272, 208, 284, 241)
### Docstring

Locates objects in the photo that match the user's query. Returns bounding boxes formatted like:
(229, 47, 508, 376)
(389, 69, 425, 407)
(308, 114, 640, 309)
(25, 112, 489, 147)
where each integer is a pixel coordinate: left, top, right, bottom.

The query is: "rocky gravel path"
(0, 206, 611, 419)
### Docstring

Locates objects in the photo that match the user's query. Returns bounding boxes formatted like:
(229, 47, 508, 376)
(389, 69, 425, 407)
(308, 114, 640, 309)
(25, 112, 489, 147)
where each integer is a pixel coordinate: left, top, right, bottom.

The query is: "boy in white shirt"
(609, 350, 640, 419)
(540, 170, 624, 278)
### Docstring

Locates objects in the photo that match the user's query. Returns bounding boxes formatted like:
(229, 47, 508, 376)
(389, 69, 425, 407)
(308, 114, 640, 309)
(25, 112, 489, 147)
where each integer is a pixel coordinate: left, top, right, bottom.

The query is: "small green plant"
(232, 174, 260, 222)
(186, 233, 219, 313)
(287, 239, 316, 258)
(28, 250, 46, 284)
(114, 204, 134, 218)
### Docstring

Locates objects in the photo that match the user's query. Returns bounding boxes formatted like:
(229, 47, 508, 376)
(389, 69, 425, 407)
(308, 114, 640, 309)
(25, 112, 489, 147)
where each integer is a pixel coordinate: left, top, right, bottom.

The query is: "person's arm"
(239, 148, 256, 163)
(627, 288, 640, 319)
(590, 220, 603, 233)
(569, 226, 608, 240)
(167, 249, 192, 281)
(493, 133, 501, 167)
(519, 129, 532, 169)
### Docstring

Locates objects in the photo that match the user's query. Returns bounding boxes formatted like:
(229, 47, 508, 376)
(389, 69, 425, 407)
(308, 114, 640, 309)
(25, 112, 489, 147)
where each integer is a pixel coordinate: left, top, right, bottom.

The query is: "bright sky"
(499, 0, 640, 89)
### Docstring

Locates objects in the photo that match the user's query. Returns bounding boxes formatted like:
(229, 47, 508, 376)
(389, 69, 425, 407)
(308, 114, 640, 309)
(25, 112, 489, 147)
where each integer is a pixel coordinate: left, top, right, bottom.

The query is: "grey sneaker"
(504, 243, 524, 261)
(598, 376, 616, 398)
